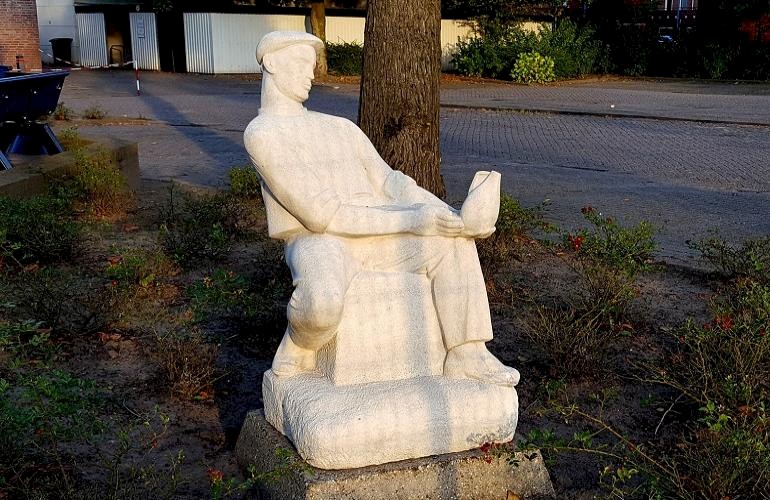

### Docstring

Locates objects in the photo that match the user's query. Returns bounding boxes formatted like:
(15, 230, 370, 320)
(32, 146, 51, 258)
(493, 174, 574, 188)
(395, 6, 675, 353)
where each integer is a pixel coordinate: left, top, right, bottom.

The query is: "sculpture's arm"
(247, 136, 463, 238)
(325, 203, 464, 238)
(354, 126, 451, 209)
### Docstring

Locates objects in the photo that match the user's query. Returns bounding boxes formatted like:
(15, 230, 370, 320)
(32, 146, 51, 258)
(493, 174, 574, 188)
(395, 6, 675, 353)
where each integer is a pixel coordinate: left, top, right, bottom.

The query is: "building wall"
(0, 0, 43, 70)
(186, 13, 478, 74)
(36, 0, 78, 64)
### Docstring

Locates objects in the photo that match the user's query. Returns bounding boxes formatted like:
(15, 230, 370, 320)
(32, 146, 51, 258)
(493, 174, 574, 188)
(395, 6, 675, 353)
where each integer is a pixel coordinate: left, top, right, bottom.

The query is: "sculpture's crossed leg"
(271, 233, 520, 387)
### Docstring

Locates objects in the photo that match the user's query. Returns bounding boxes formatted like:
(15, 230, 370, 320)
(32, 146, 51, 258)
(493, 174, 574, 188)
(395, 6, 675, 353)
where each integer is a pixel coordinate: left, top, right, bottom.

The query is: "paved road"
(58, 70, 770, 265)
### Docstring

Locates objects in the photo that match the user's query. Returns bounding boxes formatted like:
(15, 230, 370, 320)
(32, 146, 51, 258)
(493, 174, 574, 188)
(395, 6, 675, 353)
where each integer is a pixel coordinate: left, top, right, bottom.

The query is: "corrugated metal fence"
(130, 13, 160, 70)
(183, 13, 475, 74)
(76, 12, 108, 68)
(184, 13, 214, 74)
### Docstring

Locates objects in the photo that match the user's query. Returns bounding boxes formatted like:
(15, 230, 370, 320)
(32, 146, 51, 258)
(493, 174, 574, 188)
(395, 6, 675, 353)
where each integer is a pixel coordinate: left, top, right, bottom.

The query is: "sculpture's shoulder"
(306, 111, 368, 142)
(244, 114, 281, 147)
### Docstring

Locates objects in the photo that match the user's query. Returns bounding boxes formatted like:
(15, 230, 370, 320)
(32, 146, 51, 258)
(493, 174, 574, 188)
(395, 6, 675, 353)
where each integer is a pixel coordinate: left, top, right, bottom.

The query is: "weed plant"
(53, 102, 74, 121)
(72, 148, 134, 216)
(526, 234, 770, 498)
(6, 267, 118, 335)
(0, 319, 56, 364)
(160, 189, 239, 267)
(521, 206, 650, 377)
(154, 330, 218, 400)
(105, 248, 178, 288)
(188, 259, 291, 352)
(524, 263, 636, 377)
(0, 369, 106, 494)
(82, 105, 105, 120)
(227, 166, 262, 199)
(58, 126, 86, 151)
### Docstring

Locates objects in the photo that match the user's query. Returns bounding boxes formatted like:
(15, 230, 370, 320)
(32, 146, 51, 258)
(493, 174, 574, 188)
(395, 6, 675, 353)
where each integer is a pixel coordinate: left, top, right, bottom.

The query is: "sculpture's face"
(268, 44, 317, 103)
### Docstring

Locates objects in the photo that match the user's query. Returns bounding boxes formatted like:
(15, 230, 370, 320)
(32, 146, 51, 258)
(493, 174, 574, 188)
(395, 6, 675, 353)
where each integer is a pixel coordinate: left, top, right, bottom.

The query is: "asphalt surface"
(58, 70, 770, 266)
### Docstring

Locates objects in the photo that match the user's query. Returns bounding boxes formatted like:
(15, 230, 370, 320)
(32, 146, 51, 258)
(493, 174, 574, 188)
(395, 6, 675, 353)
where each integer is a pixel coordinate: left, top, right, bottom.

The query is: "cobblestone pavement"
(58, 70, 770, 265)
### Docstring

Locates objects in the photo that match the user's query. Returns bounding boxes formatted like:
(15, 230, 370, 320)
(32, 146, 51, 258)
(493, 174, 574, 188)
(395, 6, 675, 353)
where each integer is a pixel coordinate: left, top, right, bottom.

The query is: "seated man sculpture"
(241, 31, 520, 469)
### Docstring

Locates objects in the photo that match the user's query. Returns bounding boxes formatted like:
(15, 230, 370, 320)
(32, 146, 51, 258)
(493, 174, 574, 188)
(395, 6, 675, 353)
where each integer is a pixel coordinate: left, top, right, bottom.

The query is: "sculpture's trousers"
(283, 233, 494, 351)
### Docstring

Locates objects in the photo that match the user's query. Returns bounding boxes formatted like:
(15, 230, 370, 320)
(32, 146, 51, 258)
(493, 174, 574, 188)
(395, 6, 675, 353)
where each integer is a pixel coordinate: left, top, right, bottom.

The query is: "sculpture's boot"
(272, 327, 318, 377)
(444, 341, 520, 387)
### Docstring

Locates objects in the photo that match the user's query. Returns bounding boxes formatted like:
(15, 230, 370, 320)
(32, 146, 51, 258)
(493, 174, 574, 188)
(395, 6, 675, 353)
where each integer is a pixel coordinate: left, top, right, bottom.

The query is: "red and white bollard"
(134, 61, 141, 96)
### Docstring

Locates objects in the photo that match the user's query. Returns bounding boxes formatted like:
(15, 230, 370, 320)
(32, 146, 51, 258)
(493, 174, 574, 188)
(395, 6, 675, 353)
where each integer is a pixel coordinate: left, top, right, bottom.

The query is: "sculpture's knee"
(287, 282, 345, 349)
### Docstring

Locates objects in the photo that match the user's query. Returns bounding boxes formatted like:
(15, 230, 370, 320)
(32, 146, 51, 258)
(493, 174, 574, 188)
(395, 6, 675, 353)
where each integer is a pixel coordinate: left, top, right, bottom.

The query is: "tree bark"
(310, 0, 328, 77)
(358, 0, 445, 197)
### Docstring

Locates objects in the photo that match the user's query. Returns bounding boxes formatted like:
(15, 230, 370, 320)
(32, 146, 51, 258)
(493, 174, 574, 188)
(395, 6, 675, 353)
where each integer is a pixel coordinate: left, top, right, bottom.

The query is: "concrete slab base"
(236, 410, 555, 500)
(0, 135, 139, 198)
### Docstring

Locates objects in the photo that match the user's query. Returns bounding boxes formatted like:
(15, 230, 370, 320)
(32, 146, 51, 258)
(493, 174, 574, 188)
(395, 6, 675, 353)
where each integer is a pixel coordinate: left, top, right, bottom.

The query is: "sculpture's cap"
(256, 31, 324, 65)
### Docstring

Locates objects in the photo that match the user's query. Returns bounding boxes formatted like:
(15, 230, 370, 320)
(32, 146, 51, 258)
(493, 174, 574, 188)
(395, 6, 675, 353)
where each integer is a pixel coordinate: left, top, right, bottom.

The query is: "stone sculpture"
(242, 31, 520, 469)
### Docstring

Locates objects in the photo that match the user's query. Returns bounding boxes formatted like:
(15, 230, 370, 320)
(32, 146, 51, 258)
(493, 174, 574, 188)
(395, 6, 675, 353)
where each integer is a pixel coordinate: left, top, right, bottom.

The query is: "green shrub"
(228, 166, 261, 198)
(690, 234, 770, 284)
(511, 51, 556, 84)
(326, 42, 363, 76)
(540, 20, 607, 78)
(0, 195, 78, 265)
(452, 24, 539, 79)
(566, 206, 657, 276)
(453, 21, 604, 80)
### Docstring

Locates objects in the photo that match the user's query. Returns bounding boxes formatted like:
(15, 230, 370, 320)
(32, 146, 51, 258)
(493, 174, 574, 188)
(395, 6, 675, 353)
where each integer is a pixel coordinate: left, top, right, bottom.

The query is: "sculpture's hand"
(462, 227, 496, 239)
(410, 204, 465, 237)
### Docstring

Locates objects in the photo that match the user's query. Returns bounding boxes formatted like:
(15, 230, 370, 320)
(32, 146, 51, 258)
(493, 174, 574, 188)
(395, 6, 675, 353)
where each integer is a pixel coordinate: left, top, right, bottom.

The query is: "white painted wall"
(36, 0, 79, 64)
(185, 13, 478, 74)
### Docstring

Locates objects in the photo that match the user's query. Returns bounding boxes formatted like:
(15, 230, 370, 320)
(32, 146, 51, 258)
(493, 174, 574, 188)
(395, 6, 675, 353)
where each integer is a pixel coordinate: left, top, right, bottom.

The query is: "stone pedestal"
(260, 272, 518, 469)
(263, 370, 518, 469)
(236, 410, 555, 500)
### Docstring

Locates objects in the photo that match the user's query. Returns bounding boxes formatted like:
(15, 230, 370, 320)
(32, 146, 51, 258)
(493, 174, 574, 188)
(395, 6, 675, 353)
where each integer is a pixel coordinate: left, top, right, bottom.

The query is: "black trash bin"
(49, 38, 73, 66)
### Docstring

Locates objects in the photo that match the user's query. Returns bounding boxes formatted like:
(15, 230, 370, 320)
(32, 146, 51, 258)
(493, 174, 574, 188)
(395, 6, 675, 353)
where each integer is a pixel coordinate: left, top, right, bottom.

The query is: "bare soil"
(1, 179, 719, 499)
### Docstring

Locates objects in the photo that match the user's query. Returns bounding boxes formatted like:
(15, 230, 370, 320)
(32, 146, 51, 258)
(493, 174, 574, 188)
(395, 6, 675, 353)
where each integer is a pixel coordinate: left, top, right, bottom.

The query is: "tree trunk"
(358, 0, 445, 197)
(310, 0, 328, 77)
